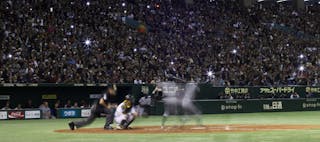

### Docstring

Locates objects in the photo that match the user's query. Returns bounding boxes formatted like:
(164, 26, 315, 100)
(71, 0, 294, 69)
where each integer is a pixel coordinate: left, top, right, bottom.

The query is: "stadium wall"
(0, 84, 320, 116)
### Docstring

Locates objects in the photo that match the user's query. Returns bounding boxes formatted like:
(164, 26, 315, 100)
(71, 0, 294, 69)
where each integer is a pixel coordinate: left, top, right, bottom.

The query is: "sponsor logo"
(221, 104, 243, 111)
(3, 83, 14, 87)
(90, 94, 102, 99)
(8, 111, 25, 119)
(0, 95, 10, 100)
(74, 84, 84, 86)
(42, 94, 57, 100)
(63, 110, 76, 117)
(81, 109, 91, 117)
(0, 111, 8, 120)
(28, 84, 38, 87)
(302, 102, 320, 108)
(25, 110, 41, 119)
(260, 87, 295, 94)
(263, 101, 283, 110)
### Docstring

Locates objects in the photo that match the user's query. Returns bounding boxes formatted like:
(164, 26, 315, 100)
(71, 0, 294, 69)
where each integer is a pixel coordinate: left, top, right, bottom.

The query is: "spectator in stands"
(1, 101, 11, 110)
(0, 1, 319, 85)
(306, 92, 315, 98)
(244, 93, 251, 99)
(25, 99, 34, 108)
(80, 100, 89, 108)
(290, 92, 300, 99)
(72, 102, 79, 108)
(52, 100, 60, 118)
(227, 94, 234, 100)
(218, 93, 225, 99)
(235, 94, 244, 99)
(14, 104, 22, 110)
(64, 100, 72, 108)
(279, 94, 288, 98)
(39, 101, 52, 119)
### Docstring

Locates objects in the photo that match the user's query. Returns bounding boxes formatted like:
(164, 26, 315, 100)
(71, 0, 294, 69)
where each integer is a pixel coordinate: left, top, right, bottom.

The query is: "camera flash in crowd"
(170, 61, 174, 65)
(8, 54, 13, 58)
(50, 7, 53, 12)
(207, 71, 213, 77)
(299, 54, 304, 59)
(298, 65, 305, 71)
(155, 4, 160, 8)
(232, 49, 237, 54)
(86, 1, 90, 6)
(70, 25, 74, 29)
(133, 48, 137, 52)
(122, 3, 126, 7)
(84, 39, 91, 46)
(124, 10, 127, 14)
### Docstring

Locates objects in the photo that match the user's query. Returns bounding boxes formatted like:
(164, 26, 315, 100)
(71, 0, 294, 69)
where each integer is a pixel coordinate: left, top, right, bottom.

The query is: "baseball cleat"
(68, 122, 75, 130)
(116, 126, 123, 130)
(116, 125, 125, 130)
(104, 126, 113, 130)
(126, 127, 133, 129)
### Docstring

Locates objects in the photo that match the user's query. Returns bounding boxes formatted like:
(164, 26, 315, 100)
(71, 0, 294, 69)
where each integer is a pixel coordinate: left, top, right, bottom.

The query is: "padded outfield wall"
(0, 84, 320, 116)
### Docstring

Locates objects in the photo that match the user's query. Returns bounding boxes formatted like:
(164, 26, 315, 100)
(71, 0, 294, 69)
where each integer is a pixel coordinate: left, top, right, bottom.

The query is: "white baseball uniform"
(114, 102, 136, 125)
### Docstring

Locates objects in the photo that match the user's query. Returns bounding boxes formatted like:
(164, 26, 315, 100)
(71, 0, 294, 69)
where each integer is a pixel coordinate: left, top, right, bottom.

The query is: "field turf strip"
(1, 111, 320, 142)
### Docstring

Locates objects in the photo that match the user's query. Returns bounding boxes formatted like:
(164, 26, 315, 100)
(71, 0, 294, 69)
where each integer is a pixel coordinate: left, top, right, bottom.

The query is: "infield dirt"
(55, 124, 320, 134)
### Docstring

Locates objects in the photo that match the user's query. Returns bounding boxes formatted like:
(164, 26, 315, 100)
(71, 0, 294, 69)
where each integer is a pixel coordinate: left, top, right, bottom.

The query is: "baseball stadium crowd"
(1, 0, 319, 86)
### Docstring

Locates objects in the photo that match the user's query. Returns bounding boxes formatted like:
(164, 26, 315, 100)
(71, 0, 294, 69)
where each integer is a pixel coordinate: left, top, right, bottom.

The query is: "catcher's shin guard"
(124, 118, 135, 128)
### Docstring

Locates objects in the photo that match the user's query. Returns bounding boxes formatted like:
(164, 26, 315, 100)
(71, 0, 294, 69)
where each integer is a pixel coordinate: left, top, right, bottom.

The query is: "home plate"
(191, 127, 206, 130)
(224, 125, 231, 130)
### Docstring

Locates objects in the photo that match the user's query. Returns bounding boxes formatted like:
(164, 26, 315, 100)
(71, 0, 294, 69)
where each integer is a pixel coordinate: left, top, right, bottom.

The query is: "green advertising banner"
(152, 98, 320, 115)
(57, 108, 91, 118)
(57, 109, 81, 118)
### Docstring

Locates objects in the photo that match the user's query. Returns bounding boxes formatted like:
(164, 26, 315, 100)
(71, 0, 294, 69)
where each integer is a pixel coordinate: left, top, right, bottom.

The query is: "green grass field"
(1, 111, 320, 142)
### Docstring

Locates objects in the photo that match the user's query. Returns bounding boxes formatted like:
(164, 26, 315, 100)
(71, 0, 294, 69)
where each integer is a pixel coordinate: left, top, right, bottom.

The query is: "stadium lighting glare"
(299, 66, 305, 71)
(207, 71, 213, 77)
(122, 3, 126, 7)
(86, 1, 90, 6)
(299, 54, 304, 59)
(8, 54, 12, 58)
(84, 39, 91, 46)
(232, 49, 237, 54)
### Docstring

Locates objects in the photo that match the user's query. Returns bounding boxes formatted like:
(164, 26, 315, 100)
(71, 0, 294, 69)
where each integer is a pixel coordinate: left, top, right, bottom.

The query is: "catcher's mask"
(123, 100, 132, 109)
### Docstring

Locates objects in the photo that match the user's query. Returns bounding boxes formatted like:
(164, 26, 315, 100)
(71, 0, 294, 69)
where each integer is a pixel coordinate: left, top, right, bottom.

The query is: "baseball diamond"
(2, 112, 320, 142)
(1, 0, 320, 142)
(55, 124, 320, 134)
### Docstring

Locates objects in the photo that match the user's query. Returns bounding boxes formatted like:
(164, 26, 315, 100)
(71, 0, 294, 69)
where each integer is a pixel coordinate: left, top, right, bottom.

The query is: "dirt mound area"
(55, 124, 320, 134)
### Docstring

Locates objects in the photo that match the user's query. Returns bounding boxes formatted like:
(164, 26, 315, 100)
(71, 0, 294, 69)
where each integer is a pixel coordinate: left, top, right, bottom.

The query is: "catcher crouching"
(114, 95, 137, 129)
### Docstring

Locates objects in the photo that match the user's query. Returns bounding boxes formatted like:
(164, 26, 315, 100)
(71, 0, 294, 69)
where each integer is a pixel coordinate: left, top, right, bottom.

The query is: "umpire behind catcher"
(68, 85, 117, 130)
